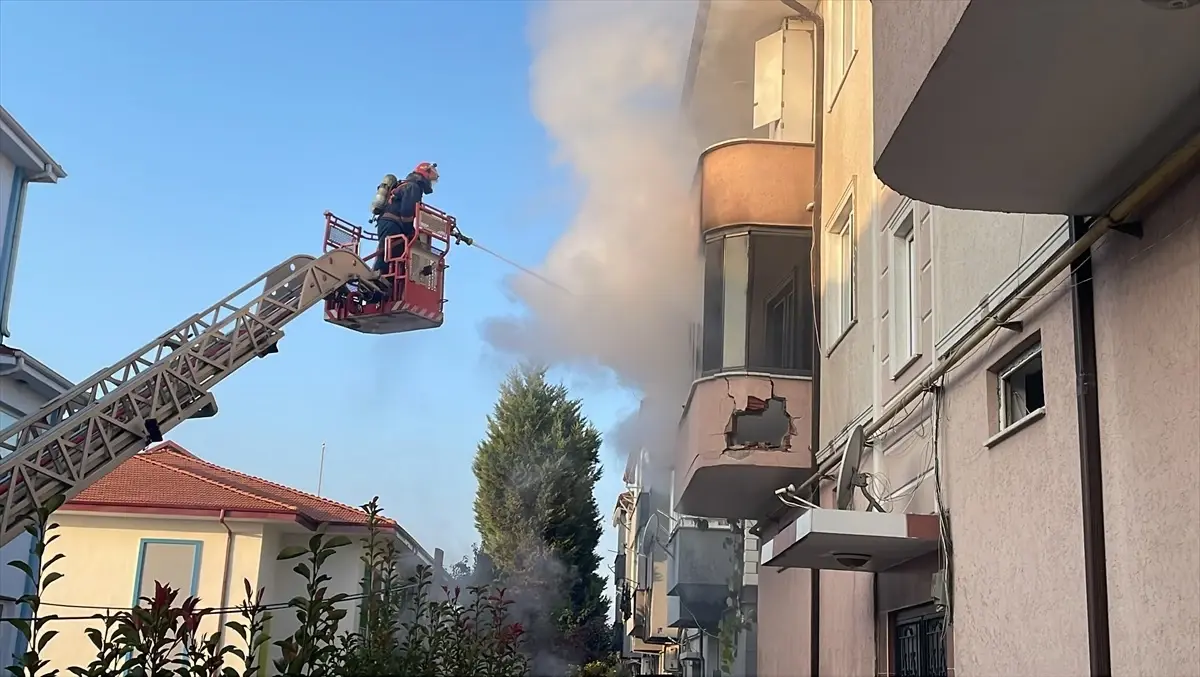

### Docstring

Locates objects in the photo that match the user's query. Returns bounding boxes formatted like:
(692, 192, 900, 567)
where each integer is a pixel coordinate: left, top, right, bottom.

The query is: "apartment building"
(672, 1, 1199, 676)
(614, 434, 759, 677)
(613, 445, 676, 675)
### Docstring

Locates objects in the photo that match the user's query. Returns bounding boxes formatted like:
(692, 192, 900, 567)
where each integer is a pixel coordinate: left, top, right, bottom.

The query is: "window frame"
(827, 0, 858, 109)
(888, 203, 921, 378)
(825, 181, 857, 352)
(997, 343, 1045, 429)
(127, 539, 203, 665)
(700, 226, 815, 379)
(131, 538, 203, 605)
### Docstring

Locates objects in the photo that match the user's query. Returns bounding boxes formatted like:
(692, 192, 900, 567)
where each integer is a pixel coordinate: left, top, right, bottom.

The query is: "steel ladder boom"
(0, 249, 375, 547)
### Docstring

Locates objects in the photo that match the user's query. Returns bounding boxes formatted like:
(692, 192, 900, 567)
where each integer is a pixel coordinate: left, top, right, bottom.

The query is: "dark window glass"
(701, 238, 724, 373)
(700, 229, 814, 376)
(747, 232, 813, 374)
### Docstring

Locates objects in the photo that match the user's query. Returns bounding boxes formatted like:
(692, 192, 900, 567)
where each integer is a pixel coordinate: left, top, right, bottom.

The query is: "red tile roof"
(64, 441, 394, 529)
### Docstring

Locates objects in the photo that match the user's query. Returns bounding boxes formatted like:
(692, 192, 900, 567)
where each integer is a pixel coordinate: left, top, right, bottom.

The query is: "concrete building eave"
(762, 508, 939, 573)
(0, 106, 66, 181)
(0, 347, 73, 400)
(872, 0, 1200, 215)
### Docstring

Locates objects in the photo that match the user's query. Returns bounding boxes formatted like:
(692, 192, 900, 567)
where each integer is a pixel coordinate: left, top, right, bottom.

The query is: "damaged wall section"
(675, 375, 814, 519)
(724, 377, 802, 454)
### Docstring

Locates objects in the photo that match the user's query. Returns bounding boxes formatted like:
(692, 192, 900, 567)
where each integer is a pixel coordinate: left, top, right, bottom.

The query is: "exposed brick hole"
(727, 397, 790, 450)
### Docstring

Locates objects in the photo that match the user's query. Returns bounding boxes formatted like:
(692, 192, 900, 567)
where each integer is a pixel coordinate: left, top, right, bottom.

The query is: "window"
(765, 281, 795, 367)
(893, 604, 948, 677)
(0, 408, 16, 431)
(828, 0, 857, 103)
(890, 207, 919, 373)
(826, 184, 857, 346)
(998, 343, 1045, 429)
(700, 229, 814, 376)
(133, 540, 202, 603)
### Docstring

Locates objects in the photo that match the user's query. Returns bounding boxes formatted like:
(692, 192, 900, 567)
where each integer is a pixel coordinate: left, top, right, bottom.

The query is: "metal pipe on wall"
(779, 2, 824, 675)
(1069, 214, 1112, 677)
(216, 509, 234, 648)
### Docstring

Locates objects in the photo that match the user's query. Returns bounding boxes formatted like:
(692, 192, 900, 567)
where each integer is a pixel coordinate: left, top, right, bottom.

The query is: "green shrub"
(2, 496, 529, 677)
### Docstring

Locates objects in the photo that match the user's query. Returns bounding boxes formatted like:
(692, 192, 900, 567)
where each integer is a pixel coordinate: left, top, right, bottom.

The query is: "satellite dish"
(835, 425, 866, 510)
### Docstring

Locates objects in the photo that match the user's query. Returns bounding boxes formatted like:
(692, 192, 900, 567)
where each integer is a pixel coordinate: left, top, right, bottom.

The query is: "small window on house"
(134, 540, 201, 602)
(890, 207, 919, 373)
(998, 343, 1045, 429)
(826, 185, 856, 346)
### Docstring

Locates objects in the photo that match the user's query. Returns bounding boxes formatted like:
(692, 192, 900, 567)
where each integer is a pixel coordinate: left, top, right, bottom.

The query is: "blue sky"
(0, 0, 635, 573)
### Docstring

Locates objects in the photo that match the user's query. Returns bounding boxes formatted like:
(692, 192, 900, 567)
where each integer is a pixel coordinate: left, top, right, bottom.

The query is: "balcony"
(698, 140, 815, 233)
(666, 521, 733, 629)
(872, 0, 1200, 215)
(762, 509, 939, 573)
(675, 376, 813, 519)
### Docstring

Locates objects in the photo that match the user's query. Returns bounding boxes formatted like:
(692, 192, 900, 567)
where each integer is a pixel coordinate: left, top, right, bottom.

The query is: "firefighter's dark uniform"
(374, 172, 431, 275)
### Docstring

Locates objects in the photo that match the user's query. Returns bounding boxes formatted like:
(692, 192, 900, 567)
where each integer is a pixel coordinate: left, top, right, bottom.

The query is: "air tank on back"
(370, 174, 399, 217)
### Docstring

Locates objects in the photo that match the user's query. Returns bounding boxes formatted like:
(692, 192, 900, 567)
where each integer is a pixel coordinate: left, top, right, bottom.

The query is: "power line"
(0, 579, 428, 623)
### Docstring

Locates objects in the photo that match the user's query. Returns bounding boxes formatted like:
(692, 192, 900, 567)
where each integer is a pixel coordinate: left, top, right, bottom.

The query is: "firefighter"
(374, 162, 439, 279)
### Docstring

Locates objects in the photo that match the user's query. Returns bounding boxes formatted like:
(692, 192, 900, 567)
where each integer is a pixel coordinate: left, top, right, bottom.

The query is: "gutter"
(1069, 215, 1111, 677)
(778, 2, 824, 675)
(0, 105, 67, 181)
(784, 128, 1200, 497)
(217, 509, 234, 648)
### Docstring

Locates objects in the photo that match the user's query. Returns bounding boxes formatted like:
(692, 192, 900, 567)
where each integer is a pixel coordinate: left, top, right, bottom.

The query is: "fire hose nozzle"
(452, 228, 474, 246)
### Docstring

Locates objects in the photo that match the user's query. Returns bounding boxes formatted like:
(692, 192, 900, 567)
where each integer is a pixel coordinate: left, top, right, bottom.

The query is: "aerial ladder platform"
(0, 204, 461, 547)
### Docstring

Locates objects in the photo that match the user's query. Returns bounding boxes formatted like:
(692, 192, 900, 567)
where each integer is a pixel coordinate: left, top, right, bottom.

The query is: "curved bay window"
(699, 227, 814, 377)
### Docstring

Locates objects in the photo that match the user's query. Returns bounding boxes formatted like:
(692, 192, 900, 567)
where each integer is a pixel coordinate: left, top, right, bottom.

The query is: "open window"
(997, 343, 1045, 429)
(701, 228, 814, 377)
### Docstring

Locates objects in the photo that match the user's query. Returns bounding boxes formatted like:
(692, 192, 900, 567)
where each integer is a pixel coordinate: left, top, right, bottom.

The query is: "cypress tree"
(473, 365, 610, 667)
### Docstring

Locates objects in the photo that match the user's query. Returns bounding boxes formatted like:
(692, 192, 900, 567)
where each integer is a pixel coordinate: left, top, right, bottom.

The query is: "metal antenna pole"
(317, 442, 327, 497)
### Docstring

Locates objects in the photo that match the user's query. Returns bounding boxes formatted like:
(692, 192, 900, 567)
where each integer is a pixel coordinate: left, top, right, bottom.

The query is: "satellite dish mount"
(834, 425, 886, 513)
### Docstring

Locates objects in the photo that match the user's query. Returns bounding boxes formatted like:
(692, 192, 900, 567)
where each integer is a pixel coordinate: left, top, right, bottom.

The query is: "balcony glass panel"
(699, 228, 814, 377)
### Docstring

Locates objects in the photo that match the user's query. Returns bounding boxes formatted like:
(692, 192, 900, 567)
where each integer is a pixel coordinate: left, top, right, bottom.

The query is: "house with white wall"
(0, 104, 71, 667)
(29, 441, 438, 673)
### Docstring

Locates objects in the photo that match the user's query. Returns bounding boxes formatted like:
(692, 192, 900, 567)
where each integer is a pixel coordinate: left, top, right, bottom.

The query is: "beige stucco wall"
(267, 530, 367, 665)
(815, 482, 874, 677)
(756, 565, 811, 677)
(938, 277, 1091, 675)
(818, 0, 878, 454)
(31, 513, 378, 673)
(38, 513, 267, 672)
(1092, 170, 1200, 674)
(931, 209, 1067, 344)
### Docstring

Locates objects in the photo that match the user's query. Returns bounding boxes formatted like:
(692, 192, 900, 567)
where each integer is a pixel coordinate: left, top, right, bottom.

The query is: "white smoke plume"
(484, 0, 703, 468)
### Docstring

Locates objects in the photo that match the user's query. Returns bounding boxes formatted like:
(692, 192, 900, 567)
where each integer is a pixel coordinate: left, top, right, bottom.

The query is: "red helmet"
(414, 162, 439, 183)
